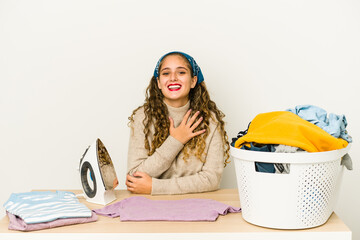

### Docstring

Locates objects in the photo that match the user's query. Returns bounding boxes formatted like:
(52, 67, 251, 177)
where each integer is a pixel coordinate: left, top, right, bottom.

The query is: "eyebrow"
(161, 67, 188, 72)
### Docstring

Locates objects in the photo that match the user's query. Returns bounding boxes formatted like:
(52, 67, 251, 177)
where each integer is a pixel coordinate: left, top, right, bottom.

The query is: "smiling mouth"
(168, 84, 182, 91)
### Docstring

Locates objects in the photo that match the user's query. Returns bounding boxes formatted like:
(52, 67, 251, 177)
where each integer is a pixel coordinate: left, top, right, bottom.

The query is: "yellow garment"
(234, 111, 348, 152)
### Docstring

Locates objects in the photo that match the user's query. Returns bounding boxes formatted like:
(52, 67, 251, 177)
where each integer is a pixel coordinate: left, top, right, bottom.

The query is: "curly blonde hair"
(129, 53, 230, 166)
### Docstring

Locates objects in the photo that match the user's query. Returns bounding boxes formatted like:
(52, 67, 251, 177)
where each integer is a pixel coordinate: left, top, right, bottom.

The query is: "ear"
(157, 77, 161, 89)
(191, 76, 197, 88)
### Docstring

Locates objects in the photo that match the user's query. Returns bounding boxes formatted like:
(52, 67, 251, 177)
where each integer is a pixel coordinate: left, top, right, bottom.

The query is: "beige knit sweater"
(127, 101, 225, 195)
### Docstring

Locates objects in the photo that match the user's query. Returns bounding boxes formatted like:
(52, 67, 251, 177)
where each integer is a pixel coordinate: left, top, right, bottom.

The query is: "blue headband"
(153, 51, 204, 84)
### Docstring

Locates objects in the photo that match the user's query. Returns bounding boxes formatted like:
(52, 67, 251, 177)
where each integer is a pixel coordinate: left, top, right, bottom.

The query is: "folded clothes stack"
(3, 191, 97, 231)
(231, 105, 353, 173)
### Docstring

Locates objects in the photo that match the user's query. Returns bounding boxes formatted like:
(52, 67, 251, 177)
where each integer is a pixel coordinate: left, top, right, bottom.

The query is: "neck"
(164, 98, 189, 108)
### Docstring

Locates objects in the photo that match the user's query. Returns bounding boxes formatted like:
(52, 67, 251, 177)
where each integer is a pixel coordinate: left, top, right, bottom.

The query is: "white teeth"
(168, 85, 181, 89)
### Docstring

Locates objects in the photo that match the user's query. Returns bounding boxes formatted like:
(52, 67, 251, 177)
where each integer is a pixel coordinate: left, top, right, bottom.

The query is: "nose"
(170, 72, 177, 81)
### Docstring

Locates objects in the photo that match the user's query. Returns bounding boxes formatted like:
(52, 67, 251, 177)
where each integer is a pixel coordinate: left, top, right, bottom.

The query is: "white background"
(1, 0, 359, 238)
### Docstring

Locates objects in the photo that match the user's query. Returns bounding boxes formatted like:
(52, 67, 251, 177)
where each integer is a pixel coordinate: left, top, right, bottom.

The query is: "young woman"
(126, 51, 230, 195)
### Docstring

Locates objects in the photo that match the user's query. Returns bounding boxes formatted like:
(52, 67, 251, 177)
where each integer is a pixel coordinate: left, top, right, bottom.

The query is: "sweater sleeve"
(127, 110, 184, 178)
(151, 123, 225, 195)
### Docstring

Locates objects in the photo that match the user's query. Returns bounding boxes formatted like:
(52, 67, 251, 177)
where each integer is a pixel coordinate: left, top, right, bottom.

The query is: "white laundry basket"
(230, 144, 351, 229)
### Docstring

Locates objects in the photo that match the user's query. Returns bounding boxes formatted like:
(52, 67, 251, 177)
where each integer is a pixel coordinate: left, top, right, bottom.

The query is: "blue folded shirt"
(3, 191, 92, 224)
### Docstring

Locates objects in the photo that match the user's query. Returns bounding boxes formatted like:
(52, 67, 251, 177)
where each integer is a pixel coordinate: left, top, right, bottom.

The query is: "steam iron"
(79, 138, 118, 205)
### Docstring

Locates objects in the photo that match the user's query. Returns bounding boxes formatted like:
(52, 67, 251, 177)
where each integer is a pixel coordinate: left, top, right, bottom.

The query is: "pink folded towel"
(93, 196, 241, 221)
(7, 212, 98, 231)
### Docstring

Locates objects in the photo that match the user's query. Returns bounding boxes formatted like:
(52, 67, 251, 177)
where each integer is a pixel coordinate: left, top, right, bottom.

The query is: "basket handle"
(341, 153, 352, 170)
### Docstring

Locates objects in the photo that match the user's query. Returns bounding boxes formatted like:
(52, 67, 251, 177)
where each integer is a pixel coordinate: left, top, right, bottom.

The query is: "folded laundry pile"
(231, 105, 352, 173)
(3, 191, 97, 231)
(93, 196, 241, 221)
